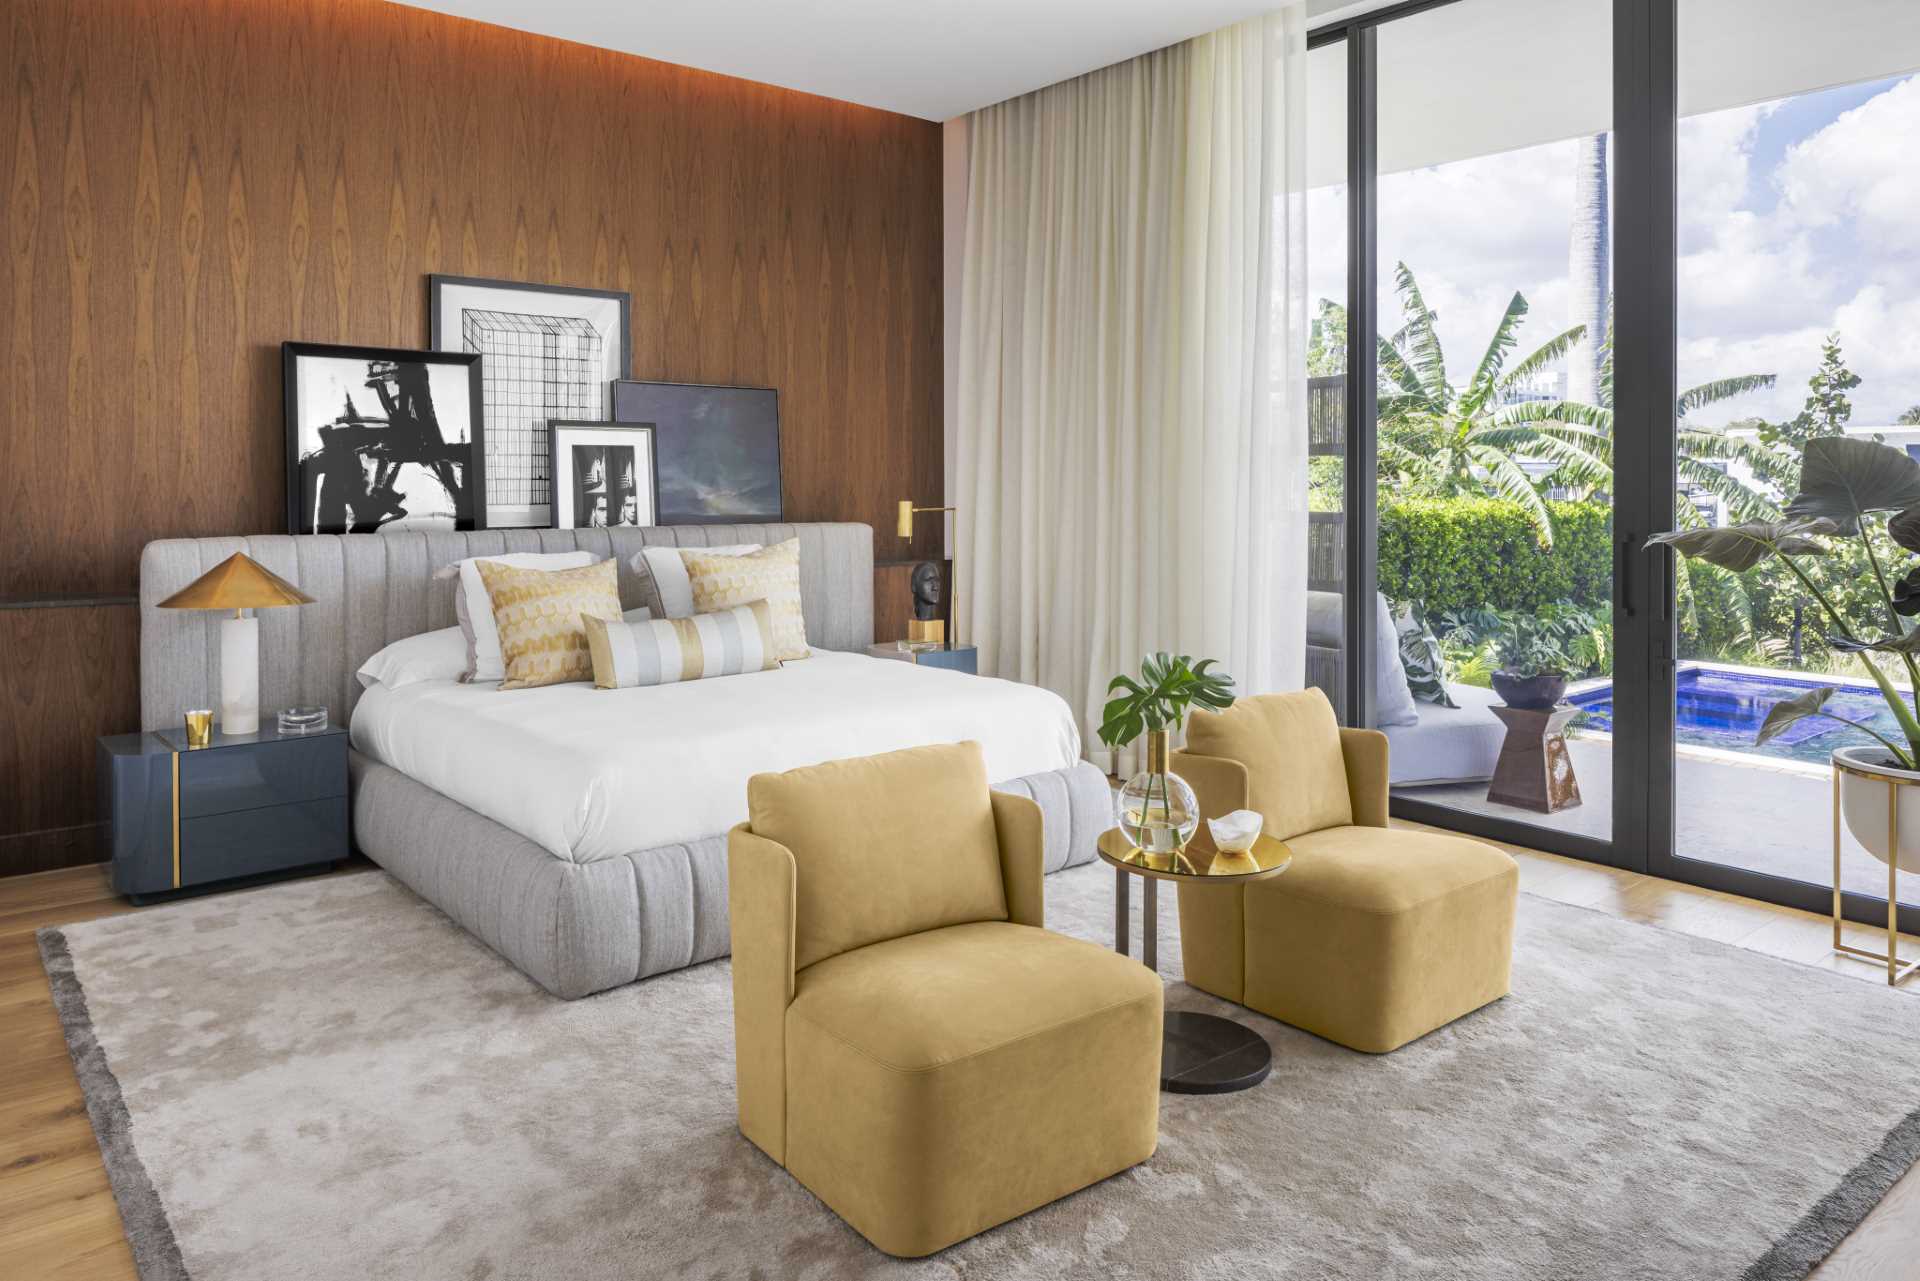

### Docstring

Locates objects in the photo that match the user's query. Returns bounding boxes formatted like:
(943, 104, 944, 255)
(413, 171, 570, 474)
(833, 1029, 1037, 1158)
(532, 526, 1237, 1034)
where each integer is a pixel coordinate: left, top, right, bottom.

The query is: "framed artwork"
(610, 380, 782, 525)
(429, 275, 631, 528)
(282, 342, 485, 535)
(549, 422, 658, 530)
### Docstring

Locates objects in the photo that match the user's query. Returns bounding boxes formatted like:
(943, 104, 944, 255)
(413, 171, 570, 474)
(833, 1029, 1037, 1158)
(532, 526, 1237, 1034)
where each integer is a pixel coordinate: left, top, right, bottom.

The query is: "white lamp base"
(220, 614, 260, 736)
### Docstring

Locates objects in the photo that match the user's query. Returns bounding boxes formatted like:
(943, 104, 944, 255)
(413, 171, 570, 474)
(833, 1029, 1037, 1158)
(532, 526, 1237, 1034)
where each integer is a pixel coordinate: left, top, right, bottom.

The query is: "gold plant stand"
(1831, 758, 1920, 987)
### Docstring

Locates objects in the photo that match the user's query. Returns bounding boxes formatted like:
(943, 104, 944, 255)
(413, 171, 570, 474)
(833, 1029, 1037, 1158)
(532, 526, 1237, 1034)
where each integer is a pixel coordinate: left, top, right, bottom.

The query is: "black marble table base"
(1160, 1010, 1273, 1094)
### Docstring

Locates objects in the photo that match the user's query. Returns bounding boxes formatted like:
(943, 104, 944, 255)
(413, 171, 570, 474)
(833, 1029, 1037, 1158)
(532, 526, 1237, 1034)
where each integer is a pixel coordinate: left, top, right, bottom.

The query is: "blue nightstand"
(866, 642, 979, 675)
(98, 723, 349, 904)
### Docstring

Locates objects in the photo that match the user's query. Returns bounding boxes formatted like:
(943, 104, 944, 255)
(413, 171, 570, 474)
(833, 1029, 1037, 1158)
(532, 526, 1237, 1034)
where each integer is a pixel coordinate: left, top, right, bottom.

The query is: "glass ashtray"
(277, 706, 329, 734)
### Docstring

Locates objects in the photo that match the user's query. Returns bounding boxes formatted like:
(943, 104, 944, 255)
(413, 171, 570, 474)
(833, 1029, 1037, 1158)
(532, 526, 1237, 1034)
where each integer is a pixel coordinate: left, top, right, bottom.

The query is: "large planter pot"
(1834, 745, 1920, 874)
(1491, 670, 1567, 711)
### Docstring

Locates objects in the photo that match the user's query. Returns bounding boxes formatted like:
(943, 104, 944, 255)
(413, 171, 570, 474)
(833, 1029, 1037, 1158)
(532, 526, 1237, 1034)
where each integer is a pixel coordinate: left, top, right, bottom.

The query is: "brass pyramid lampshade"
(159, 553, 316, 735)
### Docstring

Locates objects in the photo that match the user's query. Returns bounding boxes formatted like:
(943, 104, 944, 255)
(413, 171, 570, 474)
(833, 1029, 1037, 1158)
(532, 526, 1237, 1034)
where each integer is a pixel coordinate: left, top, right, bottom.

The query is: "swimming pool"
(1567, 666, 1908, 765)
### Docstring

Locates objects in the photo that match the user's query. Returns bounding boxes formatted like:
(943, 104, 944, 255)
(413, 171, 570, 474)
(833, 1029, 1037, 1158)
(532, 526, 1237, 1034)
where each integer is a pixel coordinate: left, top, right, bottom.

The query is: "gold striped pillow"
(583, 600, 780, 688)
(475, 558, 623, 690)
(682, 538, 808, 662)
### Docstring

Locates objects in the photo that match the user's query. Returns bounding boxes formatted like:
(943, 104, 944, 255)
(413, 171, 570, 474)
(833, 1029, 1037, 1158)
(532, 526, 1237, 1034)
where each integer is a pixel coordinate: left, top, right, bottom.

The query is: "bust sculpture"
(910, 560, 943, 621)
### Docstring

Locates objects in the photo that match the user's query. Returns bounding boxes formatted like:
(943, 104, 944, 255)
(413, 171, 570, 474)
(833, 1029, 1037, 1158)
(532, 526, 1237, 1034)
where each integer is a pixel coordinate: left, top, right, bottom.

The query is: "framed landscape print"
(610, 380, 782, 525)
(282, 342, 485, 535)
(429, 275, 631, 529)
(549, 422, 657, 530)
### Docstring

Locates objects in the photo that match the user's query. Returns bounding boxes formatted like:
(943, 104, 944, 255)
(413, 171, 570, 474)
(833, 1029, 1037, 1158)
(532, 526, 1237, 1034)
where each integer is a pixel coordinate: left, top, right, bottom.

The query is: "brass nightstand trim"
(171, 751, 181, 889)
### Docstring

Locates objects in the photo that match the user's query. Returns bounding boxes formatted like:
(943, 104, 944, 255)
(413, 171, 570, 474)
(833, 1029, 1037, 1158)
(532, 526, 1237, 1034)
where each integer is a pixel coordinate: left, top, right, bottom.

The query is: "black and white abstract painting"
(429, 275, 631, 528)
(610, 380, 782, 525)
(282, 343, 485, 535)
(548, 422, 656, 530)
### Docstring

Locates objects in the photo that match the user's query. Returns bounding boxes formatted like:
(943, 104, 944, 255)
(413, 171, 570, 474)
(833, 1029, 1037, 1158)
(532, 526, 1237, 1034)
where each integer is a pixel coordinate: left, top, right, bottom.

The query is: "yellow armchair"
(728, 741, 1161, 1257)
(1173, 689, 1518, 1053)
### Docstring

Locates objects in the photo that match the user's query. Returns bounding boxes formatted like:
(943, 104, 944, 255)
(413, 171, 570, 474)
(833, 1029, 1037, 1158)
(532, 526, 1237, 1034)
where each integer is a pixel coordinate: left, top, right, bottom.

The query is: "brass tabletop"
(1095, 828, 1292, 885)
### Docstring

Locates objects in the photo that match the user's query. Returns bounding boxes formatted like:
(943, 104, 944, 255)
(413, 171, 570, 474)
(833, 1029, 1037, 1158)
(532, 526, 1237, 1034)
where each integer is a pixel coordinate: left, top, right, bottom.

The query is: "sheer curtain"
(955, 8, 1310, 770)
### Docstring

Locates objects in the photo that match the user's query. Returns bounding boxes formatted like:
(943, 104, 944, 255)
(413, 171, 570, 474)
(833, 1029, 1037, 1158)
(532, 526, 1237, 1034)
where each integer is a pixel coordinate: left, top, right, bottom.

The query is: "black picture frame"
(429, 274, 632, 530)
(282, 341, 486, 535)
(610, 379, 784, 525)
(548, 421, 659, 530)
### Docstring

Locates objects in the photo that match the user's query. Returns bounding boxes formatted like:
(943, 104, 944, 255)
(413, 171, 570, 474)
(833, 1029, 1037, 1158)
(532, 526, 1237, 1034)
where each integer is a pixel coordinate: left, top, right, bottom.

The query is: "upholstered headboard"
(138, 523, 874, 732)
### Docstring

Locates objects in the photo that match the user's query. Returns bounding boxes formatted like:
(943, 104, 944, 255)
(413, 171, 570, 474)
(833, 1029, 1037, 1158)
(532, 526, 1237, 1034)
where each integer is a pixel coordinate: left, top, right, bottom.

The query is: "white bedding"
(350, 650, 1083, 863)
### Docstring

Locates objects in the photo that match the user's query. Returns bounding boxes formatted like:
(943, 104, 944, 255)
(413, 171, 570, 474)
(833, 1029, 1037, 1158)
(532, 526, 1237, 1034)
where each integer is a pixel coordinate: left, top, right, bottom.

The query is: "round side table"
(1095, 827, 1292, 1095)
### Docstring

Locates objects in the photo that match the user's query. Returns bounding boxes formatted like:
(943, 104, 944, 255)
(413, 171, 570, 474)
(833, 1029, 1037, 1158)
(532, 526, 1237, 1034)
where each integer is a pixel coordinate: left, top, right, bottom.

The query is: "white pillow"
(438, 551, 600, 682)
(356, 626, 469, 690)
(631, 544, 761, 618)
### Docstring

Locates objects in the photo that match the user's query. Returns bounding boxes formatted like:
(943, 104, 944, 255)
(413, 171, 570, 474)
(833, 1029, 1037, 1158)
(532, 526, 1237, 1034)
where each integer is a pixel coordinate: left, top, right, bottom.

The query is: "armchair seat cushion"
(1226, 825, 1517, 1054)
(784, 921, 1161, 1257)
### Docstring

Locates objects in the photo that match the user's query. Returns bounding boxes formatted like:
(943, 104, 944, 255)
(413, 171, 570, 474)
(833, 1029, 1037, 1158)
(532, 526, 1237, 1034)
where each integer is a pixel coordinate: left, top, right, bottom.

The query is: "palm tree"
(1567, 134, 1610, 407)
(1375, 263, 1610, 545)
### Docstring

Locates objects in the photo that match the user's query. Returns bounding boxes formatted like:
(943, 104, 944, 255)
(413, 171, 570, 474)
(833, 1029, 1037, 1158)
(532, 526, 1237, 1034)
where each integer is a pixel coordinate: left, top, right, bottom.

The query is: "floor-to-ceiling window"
(1315, 0, 1920, 926)
(1368, 0, 1615, 855)
(1664, 0, 1920, 909)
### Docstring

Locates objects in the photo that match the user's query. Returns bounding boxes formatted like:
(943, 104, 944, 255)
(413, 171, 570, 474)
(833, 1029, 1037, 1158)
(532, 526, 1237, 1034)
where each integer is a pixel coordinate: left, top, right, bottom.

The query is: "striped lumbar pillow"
(582, 600, 780, 689)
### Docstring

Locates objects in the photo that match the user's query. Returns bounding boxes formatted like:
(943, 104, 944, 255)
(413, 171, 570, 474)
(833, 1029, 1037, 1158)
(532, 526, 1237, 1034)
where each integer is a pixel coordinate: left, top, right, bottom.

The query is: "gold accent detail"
(896, 501, 961, 644)
(157, 552, 316, 611)
(1830, 758, 1919, 986)
(183, 708, 213, 749)
(170, 751, 181, 890)
(1096, 827, 1292, 884)
(1144, 728, 1170, 774)
(906, 618, 945, 645)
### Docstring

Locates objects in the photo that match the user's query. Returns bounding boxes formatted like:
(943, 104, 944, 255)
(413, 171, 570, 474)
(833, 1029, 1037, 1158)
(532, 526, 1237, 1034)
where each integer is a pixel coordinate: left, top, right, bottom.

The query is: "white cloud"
(1778, 75, 1920, 254)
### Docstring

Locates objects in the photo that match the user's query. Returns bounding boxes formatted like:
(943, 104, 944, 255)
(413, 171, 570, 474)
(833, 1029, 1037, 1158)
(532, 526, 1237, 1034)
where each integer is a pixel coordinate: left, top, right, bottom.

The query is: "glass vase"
(1116, 729, 1199, 854)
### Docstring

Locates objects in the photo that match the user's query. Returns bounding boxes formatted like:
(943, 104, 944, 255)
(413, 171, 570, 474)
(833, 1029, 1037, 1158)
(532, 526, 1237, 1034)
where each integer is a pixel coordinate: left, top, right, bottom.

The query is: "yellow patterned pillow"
(475, 558, 623, 689)
(682, 538, 808, 661)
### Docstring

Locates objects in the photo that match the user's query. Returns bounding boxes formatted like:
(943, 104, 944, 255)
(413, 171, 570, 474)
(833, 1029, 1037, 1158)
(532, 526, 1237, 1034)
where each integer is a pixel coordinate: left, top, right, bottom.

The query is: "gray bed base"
(139, 524, 1108, 999)
(351, 751, 1114, 998)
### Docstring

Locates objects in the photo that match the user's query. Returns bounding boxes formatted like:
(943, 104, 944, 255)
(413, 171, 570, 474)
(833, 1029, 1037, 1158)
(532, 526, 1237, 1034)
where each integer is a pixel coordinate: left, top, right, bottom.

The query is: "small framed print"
(549, 421, 657, 530)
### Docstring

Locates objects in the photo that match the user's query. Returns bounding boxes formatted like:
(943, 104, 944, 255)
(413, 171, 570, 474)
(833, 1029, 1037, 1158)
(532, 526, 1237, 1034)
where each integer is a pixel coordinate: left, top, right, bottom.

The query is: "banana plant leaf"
(1783, 436, 1920, 536)
(1826, 628, 1920, 656)
(1644, 518, 1835, 573)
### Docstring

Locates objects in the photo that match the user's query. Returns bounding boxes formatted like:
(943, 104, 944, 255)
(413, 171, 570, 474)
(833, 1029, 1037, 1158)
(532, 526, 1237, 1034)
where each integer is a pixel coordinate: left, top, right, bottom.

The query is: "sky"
(1306, 71, 1920, 428)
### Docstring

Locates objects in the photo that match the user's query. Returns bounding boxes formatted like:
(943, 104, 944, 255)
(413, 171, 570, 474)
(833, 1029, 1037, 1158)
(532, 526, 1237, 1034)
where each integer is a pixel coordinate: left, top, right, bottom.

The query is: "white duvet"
(350, 650, 1083, 863)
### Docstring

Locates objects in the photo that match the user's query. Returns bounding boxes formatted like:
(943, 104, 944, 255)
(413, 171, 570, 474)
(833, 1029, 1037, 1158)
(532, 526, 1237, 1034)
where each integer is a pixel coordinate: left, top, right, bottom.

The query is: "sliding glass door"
(1369, 0, 1615, 856)
(1312, 0, 1920, 926)
(1656, 0, 1920, 915)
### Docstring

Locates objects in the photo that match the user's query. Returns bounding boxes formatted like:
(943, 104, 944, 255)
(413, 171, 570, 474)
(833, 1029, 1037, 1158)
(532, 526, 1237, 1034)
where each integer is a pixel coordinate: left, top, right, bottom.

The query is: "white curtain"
(955, 8, 1310, 771)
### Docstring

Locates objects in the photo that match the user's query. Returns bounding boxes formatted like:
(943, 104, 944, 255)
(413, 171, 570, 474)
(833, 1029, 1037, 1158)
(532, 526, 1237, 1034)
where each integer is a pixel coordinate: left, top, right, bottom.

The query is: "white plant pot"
(1834, 745, 1920, 875)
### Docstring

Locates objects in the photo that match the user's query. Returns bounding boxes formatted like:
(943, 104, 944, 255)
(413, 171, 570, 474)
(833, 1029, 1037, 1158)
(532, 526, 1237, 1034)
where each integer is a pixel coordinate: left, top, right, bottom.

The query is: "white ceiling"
(387, 0, 1294, 121)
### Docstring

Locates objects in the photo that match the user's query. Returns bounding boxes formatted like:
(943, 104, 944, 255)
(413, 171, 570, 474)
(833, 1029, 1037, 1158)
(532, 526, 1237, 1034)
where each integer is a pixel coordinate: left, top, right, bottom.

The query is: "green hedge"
(1377, 497, 1612, 618)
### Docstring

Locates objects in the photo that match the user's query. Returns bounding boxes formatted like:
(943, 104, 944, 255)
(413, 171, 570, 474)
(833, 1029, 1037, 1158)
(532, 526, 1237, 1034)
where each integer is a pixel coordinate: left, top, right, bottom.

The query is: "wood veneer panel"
(0, 0, 944, 601)
(0, 606, 139, 877)
(0, 0, 943, 866)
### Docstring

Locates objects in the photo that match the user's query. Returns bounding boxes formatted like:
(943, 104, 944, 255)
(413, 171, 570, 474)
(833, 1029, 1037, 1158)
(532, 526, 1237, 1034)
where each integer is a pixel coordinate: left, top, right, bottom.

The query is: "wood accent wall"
(0, 0, 945, 877)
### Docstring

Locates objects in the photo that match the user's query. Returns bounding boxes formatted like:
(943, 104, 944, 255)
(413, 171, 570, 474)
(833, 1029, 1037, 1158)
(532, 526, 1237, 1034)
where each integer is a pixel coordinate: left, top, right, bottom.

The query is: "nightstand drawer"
(180, 735, 347, 818)
(181, 797, 348, 883)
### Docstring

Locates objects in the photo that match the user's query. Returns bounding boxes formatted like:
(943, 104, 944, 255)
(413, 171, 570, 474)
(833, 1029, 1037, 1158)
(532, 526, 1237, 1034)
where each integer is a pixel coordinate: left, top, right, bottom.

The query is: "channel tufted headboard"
(138, 523, 874, 732)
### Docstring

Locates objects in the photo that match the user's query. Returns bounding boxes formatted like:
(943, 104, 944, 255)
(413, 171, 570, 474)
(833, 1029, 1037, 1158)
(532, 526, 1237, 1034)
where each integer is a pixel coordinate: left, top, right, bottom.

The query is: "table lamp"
(157, 553, 315, 735)
(896, 499, 957, 647)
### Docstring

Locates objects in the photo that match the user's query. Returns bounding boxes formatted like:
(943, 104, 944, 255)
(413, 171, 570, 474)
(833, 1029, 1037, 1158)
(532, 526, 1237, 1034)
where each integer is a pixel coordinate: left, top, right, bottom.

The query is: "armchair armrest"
(727, 823, 796, 1164)
(1171, 749, 1251, 854)
(990, 790, 1045, 928)
(1339, 728, 1390, 828)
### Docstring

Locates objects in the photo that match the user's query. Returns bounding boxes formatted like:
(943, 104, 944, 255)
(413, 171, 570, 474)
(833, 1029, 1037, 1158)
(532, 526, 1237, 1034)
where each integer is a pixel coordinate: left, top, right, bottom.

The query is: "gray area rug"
(40, 862, 1920, 1280)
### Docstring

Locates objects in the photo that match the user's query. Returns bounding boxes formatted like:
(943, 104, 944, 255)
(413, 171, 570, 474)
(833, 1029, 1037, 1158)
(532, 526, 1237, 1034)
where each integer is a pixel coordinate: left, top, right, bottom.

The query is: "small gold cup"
(184, 708, 214, 749)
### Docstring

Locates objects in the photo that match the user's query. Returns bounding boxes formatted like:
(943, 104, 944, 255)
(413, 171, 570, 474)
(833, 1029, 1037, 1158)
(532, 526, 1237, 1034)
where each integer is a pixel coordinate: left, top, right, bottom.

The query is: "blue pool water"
(1569, 667, 1907, 765)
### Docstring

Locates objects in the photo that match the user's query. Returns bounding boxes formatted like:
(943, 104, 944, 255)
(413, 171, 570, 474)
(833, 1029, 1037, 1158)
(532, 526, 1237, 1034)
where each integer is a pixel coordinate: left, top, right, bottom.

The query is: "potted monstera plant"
(1098, 654, 1236, 854)
(1648, 435, 1920, 873)
(1489, 615, 1573, 710)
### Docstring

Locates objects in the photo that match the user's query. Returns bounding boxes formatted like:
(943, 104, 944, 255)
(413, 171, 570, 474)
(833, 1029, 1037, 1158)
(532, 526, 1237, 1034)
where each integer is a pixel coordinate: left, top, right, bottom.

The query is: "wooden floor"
(1, 841, 1916, 1278)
